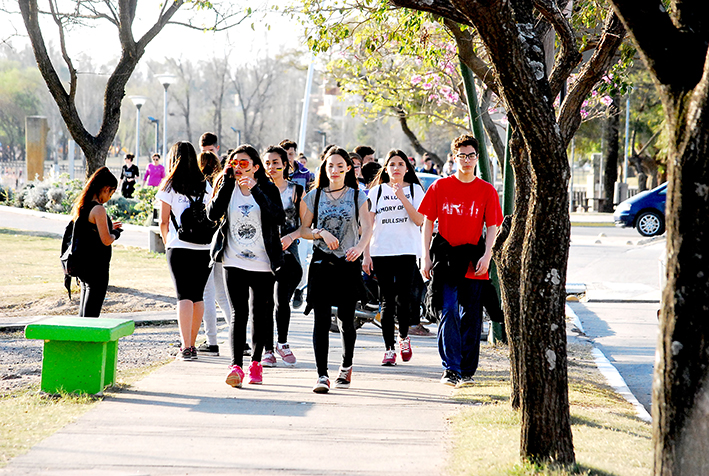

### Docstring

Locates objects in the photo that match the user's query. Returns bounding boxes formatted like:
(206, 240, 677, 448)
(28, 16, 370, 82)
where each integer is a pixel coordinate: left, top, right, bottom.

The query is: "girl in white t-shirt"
(157, 142, 214, 362)
(363, 149, 425, 366)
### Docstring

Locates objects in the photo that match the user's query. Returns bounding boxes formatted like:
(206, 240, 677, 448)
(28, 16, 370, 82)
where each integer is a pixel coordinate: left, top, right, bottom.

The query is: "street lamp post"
(148, 116, 160, 155)
(230, 127, 242, 146)
(316, 130, 327, 153)
(129, 95, 148, 168)
(155, 73, 177, 158)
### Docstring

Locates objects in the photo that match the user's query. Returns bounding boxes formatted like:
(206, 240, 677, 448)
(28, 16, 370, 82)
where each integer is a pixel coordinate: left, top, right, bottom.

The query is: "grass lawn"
(448, 342, 652, 475)
(0, 228, 174, 314)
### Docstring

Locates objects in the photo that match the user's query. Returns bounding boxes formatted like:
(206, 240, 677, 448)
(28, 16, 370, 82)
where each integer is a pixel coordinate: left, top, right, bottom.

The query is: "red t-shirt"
(418, 176, 503, 279)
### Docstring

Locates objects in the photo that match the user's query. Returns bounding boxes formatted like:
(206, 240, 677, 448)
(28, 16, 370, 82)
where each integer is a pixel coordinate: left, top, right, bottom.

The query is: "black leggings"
(372, 255, 418, 348)
(224, 266, 275, 367)
(313, 300, 356, 377)
(267, 252, 303, 350)
(79, 270, 109, 318)
(167, 248, 211, 302)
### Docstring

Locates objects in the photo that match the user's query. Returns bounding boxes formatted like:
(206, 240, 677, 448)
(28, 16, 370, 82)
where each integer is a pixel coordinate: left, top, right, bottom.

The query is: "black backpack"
(170, 189, 218, 245)
(60, 220, 81, 298)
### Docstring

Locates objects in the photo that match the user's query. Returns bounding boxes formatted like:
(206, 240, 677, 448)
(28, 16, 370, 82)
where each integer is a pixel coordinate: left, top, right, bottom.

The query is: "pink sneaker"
(276, 342, 297, 367)
(400, 336, 413, 362)
(382, 349, 397, 366)
(247, 360, 263, 385)
(261, 350, 277, 367)
(226, 365, 245, 388)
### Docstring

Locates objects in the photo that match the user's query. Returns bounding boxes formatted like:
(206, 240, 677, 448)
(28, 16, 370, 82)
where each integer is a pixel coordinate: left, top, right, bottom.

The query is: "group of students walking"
(68, 132, 502, 393)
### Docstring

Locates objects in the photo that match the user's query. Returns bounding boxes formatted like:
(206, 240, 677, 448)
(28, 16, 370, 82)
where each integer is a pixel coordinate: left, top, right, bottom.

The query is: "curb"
(0, 204, 150, 233)
(569, 222, 614, 227)
(565, 304, 652, 423)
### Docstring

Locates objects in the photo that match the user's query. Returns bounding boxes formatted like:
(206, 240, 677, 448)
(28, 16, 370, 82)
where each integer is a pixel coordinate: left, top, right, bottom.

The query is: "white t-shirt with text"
(368, 182, 425, 257)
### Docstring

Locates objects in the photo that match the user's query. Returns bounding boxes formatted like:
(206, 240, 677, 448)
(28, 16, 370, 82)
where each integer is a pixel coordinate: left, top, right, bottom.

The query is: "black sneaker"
(176, 347, 192, 361)
(440, 370, 460, 387)
(189, 346, 198, 360)
(197, 342, 220, 355)
(292, 288, 304, 308)
(243, 342, 252, 357)
(456, 375, 475, 388)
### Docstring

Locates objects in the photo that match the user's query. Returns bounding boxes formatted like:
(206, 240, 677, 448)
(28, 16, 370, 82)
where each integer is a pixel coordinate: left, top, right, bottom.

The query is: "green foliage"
(6, 174, 155, 226)
(300, 0, 469, 143)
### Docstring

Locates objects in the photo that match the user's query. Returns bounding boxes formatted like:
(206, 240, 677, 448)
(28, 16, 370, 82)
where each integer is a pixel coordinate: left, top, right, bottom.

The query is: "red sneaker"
(261, 351, 277, 368)
(226, 365, 245, 388)
(400, 336, 413, 362)
(382, 349, 397, 366)
(247, 360, 263, 384)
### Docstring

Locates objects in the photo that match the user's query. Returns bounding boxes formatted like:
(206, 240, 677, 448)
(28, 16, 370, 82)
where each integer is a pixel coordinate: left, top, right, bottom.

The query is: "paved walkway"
(2, 312, 460, 475)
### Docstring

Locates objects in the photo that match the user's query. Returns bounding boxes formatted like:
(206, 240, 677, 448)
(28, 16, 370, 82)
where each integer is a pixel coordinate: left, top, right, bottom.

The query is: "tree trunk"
(19, 0, 183, 179)
(654, 89, 709, 475)
(601, 94, 620, 212)
(493, 129, 529, 410)
(606, 2, 709, 474)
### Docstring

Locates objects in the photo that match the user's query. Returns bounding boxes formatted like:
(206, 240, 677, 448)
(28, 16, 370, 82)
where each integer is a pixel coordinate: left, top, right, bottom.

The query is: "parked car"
(613, 182, 667, 237)
(416, 172, 440, 191)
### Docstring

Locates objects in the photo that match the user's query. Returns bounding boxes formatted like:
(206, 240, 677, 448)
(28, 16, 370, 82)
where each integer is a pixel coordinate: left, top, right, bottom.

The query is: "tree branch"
(557, 10, 625, 144)
(392, 106, 443, 164)
(48, 0, 78, 102)
(442, 18, 499, 95)
(533, 0, 582, 97)
(389, 0, 472, 27)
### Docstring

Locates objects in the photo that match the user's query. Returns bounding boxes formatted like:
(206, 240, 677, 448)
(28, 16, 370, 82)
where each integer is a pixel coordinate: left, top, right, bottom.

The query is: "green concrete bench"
(25, 317, 135, 395)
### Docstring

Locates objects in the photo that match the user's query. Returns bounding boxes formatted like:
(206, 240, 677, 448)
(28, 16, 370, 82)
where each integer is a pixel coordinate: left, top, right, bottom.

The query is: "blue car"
(613, 182, 667, 237)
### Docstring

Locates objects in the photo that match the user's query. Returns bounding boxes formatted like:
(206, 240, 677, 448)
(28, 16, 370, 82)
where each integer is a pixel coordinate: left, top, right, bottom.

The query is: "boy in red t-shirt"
(418, 134, 503, 387)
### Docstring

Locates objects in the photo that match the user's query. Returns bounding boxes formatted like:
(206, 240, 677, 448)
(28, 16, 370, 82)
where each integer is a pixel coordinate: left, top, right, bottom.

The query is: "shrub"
(6, 174, 155, 225)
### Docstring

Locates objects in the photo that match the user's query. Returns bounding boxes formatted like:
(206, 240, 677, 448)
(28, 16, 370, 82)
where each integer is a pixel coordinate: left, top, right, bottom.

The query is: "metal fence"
(1, 160, 122, 191)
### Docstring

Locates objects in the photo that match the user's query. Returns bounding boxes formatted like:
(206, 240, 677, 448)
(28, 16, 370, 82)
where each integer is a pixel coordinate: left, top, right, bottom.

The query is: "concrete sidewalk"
(2, 312, 459, 475)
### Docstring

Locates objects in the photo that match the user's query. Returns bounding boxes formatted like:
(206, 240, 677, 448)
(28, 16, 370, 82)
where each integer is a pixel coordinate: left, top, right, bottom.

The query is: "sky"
(0, 0, 307, 67)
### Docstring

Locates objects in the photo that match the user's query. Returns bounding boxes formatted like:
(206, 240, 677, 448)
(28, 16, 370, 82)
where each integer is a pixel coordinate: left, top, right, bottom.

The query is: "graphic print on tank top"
(230, 203, 262, 260)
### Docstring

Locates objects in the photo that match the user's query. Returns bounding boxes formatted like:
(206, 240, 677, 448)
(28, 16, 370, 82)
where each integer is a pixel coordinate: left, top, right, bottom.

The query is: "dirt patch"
(1, 324, 181, 395)
(0, 285, 175, 318)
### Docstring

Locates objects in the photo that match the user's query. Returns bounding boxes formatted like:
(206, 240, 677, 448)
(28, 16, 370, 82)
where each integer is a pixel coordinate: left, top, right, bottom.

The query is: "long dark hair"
(372, 149, 421, 187)
(312, 146, 359, 190)
(71, 167, 118, 220)
(264, 145, 290, 180)
(198, 151, 222, 185)
(161, 141, 206, 196)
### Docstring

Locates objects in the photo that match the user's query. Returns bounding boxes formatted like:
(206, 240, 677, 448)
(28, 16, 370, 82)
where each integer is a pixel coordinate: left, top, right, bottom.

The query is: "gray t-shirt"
(304, 187, 367, 258)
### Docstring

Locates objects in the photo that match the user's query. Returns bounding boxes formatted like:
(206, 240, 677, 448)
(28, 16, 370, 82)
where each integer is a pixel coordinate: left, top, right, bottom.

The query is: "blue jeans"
(438, 279, 484, 376)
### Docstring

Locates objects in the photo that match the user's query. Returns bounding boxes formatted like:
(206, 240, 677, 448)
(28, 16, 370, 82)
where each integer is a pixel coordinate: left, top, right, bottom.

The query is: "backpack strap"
(312, 187, 322, 228)
(354, 187, 360, 225)
(374, 185, 383, 214)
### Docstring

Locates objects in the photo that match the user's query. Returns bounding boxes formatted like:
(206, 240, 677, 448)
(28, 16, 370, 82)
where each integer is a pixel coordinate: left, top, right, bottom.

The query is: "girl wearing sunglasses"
(262, 145, 304, 368)
(207, 145, 285, 388)
(300, 146, 374, 393)
(363, 149, 425, 366)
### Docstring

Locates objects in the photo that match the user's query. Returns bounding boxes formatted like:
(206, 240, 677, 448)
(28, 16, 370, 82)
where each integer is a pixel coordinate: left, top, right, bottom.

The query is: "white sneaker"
(276, 342, 297, 366)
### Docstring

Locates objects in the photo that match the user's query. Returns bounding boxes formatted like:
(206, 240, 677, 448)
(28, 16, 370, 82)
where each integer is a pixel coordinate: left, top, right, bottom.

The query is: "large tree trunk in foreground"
(601, 94, 620, 212)
(607, 1, 709, 474)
